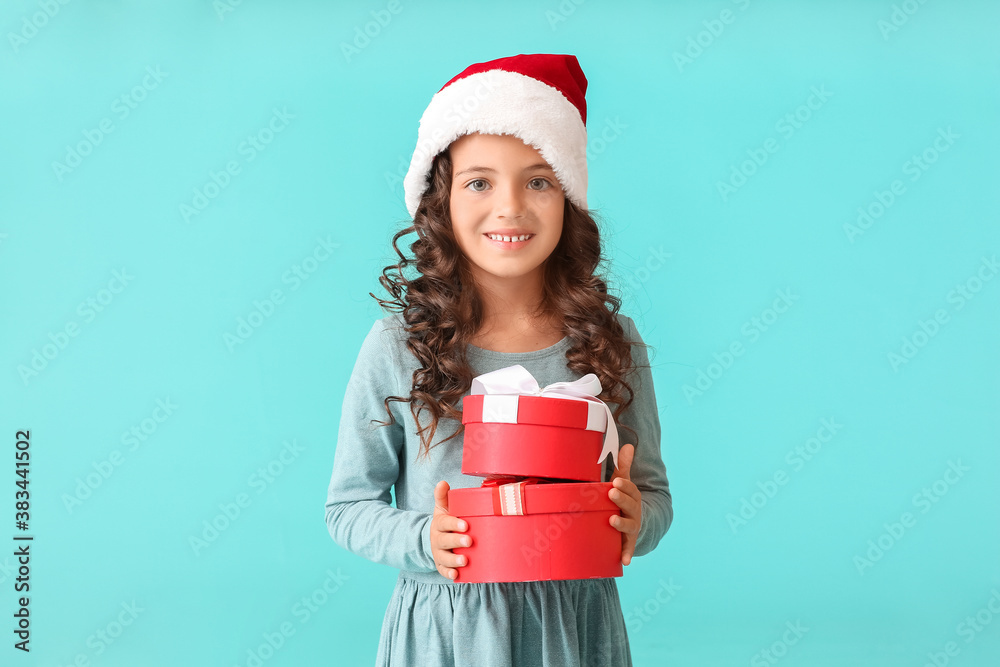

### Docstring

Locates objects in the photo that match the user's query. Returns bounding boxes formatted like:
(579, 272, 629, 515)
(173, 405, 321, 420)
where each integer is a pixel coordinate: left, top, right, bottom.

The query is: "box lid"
(462, 393, 607, 432)
(449, 481, 615, 517)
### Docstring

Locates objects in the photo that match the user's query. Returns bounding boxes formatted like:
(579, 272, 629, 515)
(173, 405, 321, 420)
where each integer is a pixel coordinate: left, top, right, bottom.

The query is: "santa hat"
(403, 53, 589, 219)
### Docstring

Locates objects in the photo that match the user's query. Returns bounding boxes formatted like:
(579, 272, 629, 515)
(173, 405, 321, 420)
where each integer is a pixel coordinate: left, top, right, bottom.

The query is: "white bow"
(470, 364, 620, 469)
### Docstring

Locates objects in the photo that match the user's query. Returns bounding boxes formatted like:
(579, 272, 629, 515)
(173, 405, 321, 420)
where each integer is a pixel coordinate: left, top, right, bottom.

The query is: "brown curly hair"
(370, 146, 647, 461)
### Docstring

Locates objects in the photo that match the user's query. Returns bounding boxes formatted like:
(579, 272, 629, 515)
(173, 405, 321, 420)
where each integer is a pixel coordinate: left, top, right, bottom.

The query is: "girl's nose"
(494, 183, 526, 218)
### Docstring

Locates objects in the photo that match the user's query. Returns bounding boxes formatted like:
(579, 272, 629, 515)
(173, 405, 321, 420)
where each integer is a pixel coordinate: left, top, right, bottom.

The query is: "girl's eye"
(465, 178, 552, 192)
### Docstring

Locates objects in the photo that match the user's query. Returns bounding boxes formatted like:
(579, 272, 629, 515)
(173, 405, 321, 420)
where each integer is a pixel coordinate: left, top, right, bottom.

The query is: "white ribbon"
(470, 364, 620, 469)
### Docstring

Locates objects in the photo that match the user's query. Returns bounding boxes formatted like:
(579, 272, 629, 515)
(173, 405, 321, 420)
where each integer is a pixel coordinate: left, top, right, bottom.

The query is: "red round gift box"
(448, 481, 623, 583)
(461, 394, 606, 482)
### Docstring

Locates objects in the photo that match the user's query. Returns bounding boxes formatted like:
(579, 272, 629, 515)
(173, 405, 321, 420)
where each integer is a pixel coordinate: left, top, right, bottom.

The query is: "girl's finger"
(620, 529, 637, 565)
(611, 444, 635, 482)
(436, 550, 469, 569)
(432, 513, 468, 534)
(622, 544, 635, 566)
(611, 478, 641, 502)
(441, 532, 473, 551)
(610, 514, 640, 534)
(608, 488, 640, 516)
(433, 481, 450, 514)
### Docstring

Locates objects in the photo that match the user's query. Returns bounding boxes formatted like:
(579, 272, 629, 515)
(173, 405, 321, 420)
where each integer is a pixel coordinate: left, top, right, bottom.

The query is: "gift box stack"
(448, 364, 624, 583)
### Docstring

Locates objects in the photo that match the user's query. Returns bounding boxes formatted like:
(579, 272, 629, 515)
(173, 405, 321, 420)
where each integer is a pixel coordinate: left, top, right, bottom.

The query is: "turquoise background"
(2, 0, 999, 665)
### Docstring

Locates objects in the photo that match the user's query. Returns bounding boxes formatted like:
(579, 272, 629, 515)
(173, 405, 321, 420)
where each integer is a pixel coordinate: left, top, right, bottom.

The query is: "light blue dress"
(325, 312, 673, 666)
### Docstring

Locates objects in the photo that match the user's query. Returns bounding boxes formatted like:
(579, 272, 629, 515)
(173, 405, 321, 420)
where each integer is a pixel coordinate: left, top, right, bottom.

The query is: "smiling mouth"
(484, 233, 534, 244)
(483, 233, 534, 249)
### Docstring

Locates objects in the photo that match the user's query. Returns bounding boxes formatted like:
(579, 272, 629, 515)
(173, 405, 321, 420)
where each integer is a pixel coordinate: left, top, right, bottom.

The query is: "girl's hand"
(430, 480, 472, 580)
(609, 443, 642, 566)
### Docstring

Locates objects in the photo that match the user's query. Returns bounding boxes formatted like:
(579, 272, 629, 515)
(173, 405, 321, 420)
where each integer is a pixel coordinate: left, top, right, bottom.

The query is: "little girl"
(325, 53, 673, 667)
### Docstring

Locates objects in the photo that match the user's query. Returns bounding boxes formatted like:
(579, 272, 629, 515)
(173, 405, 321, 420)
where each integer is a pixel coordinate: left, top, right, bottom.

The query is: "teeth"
(487, 234, 531, 242)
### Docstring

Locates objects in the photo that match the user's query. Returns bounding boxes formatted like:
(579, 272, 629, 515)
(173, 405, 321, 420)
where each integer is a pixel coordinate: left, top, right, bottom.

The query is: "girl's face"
(448, 132, 565, 291)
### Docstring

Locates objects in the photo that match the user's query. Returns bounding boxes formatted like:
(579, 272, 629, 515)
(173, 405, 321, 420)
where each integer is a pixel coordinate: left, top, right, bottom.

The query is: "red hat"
(403, 53, 589, 219)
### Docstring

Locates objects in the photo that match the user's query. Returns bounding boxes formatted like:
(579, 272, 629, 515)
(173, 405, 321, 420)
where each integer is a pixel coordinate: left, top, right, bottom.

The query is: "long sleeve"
(324, 319, 438, 572)
(617, 316, 674, 558)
